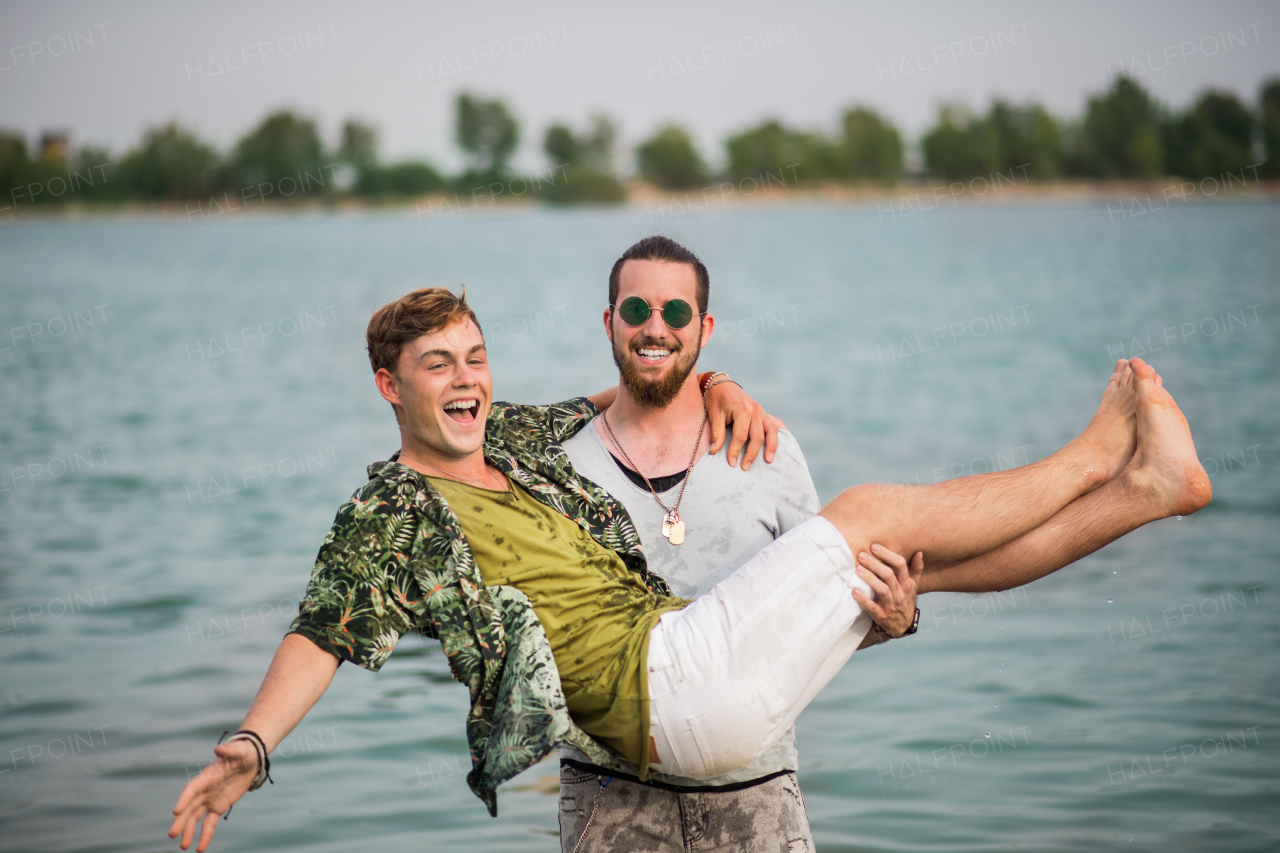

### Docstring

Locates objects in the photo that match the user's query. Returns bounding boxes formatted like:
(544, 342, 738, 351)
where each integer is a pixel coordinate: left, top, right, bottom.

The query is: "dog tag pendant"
(662, 511, 685, 545)
(667, 519, 686, 545)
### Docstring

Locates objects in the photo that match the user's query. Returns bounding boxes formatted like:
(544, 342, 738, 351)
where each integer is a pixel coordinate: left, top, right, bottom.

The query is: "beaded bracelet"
(702, 378, 739, 403)
(698, 371, 728, 394)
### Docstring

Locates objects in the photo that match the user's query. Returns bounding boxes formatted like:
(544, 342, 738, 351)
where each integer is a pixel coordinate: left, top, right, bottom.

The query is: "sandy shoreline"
(5, 178, 1278, 224)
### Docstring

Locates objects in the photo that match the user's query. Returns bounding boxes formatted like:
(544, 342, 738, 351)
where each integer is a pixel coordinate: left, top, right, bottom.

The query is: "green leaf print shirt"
(288, 398, 675, 816)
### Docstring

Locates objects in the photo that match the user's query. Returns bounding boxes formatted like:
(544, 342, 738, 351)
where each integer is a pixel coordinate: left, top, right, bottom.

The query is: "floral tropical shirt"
(288, 397, 671, 816)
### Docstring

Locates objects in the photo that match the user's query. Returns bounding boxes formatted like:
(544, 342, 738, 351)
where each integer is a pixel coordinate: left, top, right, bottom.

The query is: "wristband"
(872, 606, 920, 640)
(699, 371, 728, 394)
(221, 729, 274, 791)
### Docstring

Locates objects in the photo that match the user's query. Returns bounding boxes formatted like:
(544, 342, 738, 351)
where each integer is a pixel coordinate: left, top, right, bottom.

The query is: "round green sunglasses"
(611, 296, 702, 329)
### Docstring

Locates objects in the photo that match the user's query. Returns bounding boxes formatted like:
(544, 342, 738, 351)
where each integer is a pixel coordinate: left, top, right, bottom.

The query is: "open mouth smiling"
(636, 346, 675, 364)
(443, 398, 481, 423)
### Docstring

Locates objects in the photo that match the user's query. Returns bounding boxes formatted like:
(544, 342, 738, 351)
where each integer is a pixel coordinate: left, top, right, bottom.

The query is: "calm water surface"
(0, 203, 1276, 852)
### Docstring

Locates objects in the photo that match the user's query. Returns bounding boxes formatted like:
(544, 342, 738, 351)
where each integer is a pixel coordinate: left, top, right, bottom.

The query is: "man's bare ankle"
(1059, 438, 1110, 492)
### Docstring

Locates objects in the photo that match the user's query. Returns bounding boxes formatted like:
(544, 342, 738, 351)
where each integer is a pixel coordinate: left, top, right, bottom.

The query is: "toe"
(1130, 357, 1154, 381)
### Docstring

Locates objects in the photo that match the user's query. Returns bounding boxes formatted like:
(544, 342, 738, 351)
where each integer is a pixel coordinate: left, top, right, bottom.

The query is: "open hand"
(168, 740, 258, 852)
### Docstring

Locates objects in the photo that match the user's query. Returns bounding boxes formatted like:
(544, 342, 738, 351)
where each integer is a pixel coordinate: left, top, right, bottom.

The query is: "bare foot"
(1114, 359, 1212, 517)
(1077, 359, 1138, 485)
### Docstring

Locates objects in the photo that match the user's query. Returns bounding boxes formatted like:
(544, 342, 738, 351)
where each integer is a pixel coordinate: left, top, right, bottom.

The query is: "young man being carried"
(170, 251, 1210, 852)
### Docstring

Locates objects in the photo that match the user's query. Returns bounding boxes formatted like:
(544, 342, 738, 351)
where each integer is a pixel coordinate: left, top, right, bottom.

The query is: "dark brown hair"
(608, 236, 710, 314)
(365, 286, 483, 374)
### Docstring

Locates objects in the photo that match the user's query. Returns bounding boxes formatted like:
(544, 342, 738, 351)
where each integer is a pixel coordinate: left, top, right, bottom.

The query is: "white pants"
(647, 515, 873, 780)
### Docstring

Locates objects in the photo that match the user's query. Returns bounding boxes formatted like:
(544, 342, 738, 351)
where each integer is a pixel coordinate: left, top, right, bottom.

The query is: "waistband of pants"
(560, 759, 792, 794)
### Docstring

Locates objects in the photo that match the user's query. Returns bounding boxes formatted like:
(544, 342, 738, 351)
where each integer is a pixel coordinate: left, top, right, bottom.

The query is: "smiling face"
(374, 318, 491, 461)
(606, 258, 713, 408)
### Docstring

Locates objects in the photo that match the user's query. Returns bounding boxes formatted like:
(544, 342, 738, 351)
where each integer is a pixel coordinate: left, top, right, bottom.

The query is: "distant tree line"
(1, 75, 1277, 209)
(921, 76, 1279, 182)
(644, 76, 1280, 189)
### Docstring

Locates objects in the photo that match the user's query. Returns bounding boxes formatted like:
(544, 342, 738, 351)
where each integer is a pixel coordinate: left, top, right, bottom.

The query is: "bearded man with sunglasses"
(555, 237, 921, 851)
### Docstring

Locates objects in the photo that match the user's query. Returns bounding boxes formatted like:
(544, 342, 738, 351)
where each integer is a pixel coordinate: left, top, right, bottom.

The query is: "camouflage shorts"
(557, 763, 813, 852)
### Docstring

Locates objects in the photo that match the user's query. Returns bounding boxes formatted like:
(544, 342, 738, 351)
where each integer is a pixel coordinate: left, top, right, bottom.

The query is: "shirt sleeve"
(488, 397, 599, 444)
(773, 430, 822, 536)
(288, 492, 425, 672)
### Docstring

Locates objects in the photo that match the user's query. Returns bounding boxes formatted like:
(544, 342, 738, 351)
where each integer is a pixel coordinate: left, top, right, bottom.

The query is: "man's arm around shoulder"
(488, 396, 603, 445)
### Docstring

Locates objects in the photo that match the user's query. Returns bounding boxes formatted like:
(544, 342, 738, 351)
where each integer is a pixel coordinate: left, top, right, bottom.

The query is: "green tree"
(544, 114, 617, 171)
(1073, 76, 1166, 179)
(543, 124, 579, 168)
(0, 132, 33, 203)
(69, 147, 121, 202)
(1165, 90, 1255, 179)
(636, 125, 707, 189)
(724, 120, 829, 184)
(837, 107, 903, 180)
(1261, 78, 1280, 178)
(339, 119, 378, 170)
(455, 93, 519, 181)
(985, 101, 1063, 179)
(921, 105, 991, 180)
(359, 161, 445, 197)
(230, 111, 327, 191)
(923, 101, 1064, 181)
(118, 123, 221, 199)
(540, 114, 624, 204)
(580, 114, 617, 173)
(334, 118, 443, 198)
(538, 167, 626, 204)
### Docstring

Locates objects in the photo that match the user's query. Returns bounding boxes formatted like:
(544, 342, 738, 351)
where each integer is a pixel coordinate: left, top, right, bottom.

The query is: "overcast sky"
(2, 0, 1277, 172)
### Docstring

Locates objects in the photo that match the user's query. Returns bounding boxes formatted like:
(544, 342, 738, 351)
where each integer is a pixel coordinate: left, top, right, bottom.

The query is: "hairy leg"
(917, 360, 1212, 593)
(820, 360, 1139, 564)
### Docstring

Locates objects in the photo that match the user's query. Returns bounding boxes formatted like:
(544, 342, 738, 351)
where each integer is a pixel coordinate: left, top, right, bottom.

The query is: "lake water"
(0, 201, 1276, 852)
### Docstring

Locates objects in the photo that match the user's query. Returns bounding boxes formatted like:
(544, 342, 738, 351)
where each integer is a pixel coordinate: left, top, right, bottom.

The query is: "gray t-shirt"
(558, 421, 821, 786)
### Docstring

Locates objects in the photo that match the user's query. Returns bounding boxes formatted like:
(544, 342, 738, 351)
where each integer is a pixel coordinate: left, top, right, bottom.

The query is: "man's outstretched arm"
(169, 633, 340, 852)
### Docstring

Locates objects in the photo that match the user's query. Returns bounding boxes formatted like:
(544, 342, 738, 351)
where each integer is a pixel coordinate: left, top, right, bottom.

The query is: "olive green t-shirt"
(426, 474, 689, 771)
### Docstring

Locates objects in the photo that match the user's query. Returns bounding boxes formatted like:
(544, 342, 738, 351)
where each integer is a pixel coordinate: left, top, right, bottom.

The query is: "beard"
(612, 333, 700, 409)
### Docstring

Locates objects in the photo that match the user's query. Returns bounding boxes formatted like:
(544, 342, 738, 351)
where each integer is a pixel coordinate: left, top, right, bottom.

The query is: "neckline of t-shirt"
(588, 417, 712, 495)
(422, 471, 514, 495)
(608, 451, 686, 494)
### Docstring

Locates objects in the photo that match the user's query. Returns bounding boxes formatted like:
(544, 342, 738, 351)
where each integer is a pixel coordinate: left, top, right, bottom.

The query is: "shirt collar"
(366, 452, 413, 483)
